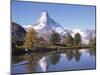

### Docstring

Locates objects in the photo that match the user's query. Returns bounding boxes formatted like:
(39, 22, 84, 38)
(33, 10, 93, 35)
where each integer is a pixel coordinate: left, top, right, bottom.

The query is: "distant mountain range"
(12, 11, 95, 44)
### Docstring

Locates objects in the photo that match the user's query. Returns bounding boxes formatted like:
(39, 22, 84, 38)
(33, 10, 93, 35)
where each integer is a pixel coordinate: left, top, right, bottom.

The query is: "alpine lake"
(11, 48, 96, 74)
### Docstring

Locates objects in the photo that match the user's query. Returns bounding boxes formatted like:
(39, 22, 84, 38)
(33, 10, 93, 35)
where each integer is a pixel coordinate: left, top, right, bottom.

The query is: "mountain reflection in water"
(11, 49, 96, 74)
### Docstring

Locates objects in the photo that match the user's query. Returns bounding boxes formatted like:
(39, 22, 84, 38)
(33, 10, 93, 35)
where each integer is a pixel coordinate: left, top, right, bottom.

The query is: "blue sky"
(12, 0, 96, 30)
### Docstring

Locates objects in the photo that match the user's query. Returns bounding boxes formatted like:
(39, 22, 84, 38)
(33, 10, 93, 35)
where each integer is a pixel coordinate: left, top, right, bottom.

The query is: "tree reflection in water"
(12, 53, 41, 73)
(50, 53, 61, 65)
(24, 54, 37, 73)
(65, 49, 81, 62)
(73, 49, 81, 62)
(12, 55, 24, 64)
(88, 48, 96, 56)
(65, 49, 73, 61)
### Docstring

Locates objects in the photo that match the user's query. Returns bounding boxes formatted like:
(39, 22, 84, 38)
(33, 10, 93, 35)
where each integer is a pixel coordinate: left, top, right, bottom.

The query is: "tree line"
(50, 30, 81, 46)
(13, 27, 96, 49)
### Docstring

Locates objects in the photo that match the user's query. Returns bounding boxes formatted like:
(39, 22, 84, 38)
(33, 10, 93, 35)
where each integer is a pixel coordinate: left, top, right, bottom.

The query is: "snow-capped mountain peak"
(23, 11, 67, 36)
(33, 11, 62, 30)
(23, 11, 95, 44)
(38, 11, 48, 24)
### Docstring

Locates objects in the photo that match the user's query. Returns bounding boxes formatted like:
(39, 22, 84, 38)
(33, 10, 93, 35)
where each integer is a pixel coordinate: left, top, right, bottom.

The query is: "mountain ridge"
(23, 11, 95, 44)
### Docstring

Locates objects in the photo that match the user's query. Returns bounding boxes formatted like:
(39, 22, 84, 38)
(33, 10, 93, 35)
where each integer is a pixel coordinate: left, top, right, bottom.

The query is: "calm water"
(11, 49, 96, 74)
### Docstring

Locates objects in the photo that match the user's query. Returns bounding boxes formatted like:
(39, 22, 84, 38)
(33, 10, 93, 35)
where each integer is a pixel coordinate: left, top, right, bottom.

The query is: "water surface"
(11, 49, 96, 74)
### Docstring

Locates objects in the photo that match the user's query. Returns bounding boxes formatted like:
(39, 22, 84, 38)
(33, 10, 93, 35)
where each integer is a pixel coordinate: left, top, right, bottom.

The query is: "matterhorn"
(23, 11, 95, 44)
(24, 11, 68, 41)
